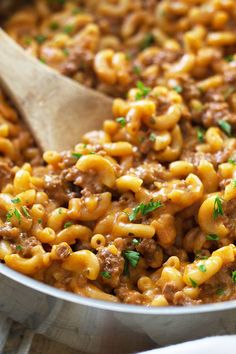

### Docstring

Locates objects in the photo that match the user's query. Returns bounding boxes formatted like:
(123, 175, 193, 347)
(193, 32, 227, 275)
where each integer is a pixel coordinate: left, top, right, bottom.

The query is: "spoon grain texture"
(0, 29, 113, 151)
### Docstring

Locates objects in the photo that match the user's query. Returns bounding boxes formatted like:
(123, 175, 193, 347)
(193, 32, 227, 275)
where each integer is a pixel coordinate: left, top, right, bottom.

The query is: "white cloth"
(141, 335, 236, 354)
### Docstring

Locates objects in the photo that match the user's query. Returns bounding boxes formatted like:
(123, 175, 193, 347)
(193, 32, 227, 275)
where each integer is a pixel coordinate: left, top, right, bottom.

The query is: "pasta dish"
(1, 0, 236, 306)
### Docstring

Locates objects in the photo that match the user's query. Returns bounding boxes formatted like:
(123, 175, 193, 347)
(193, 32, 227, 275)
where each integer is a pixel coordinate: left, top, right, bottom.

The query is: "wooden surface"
(1, 317, 85, 354)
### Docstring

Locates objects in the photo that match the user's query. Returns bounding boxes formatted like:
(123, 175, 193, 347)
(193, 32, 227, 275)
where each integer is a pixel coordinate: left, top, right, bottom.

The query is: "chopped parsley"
(24, 37, 32, 46)
(195, 250, 208, 260)
(72, 152, 82, 159)
(228, 158, 236, 165)
(62, 48, 69, 56)
(6, 208, 21, 223)
(58, 208, 63, 215)
(123, 250, 140, 268)
(64, 221, 73, 229)
(34, 35, 47, 44)
(132, 238, 141, 245)
(49, 22, 60, 30)
(140, 33, 155, 50)
(224, 54, 234, 62)
(116, 117, 126, 127)
(189, 277, 198, 288)
(11, 197, 21, 204)
(63, 25, 74, 34)
(149, 132, 156, 142)
(39, 58, 46, 64)
(101, 271, 111, 279)
(21, 206, 31, 218)
(198, 264, 207, 273)
(223, 86, 235, 99)
(38, 218, 42, 224)
(218, 120, 232, 136)
(206, 234, 219, 241)
(133, 66, 141, 76)
(173, 85, 183, 94)
(197, 127, 204, 142)
(232, 270, 236, 283)
(216, 288, 225, 296)
(72, 7, 82, 15)
(213, 196, 224, 219)
(12, 209, 21, 221)
(233, 179, 236, 188)
(135, 81, 151, 100)
(128, 200, 162, 222)
(16, 245, 23, 251)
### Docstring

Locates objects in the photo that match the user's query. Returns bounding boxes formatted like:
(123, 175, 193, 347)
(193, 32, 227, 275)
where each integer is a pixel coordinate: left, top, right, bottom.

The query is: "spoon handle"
(0, 29, 112, 151)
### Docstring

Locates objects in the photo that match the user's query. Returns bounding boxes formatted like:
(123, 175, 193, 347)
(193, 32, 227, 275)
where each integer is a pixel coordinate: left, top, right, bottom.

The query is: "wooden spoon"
(0, 29, 113, 151)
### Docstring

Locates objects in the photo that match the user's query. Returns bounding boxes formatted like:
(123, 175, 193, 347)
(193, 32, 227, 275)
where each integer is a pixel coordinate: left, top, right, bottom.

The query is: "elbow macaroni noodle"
(1, 0, 236, 305)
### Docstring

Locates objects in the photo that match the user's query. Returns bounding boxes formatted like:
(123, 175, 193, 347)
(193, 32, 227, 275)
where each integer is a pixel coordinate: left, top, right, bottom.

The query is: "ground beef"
(97, 248, 124, 288)
(129, 162, 167, 185)
(181, 151, 214, 166)
(44, 173, 71, 205)
(0, 223, 20, 240)
(173, 291, 202, 306)
(136, 239, 156, 260)
(222, 199, 236, 240)
(63, 165, 104, 194)
(162, 282, 178, 302)
(0, 162, 13, 189)
(115, 284, 145, 305)
(202, 101, 232, 127)
(19, 234, 40, 258)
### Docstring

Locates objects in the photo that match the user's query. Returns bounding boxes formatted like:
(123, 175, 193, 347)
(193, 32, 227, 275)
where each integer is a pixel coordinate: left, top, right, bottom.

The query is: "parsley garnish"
(140, 33, 155, 50)
(223, 86, 235, 99)
(49, 21, 59, 30)
(135, 81, 151, 100)
(216, 288, 224, 296)
(63, 25, 74, 34)
(218, 120, 232, 136)
(132, 238, 141, 245)
(189, 277, 198, 288)
(198, 264, 207, 272)
(7, 209, 21, 223)
(149, 132, 156, 142)
(39, 58, 46, 64)
(101, 271, 111, 279)
(21, 206, 31, 218)
(63, 48, 69, 56)
(72, 7, 82, 15)
(233, 179, 236, 188)
(195, 250, 208, 260)
(11, 197, 21, 204)
(232, 270, 236, 283)
(72, 152, 82, 159)
(133, 66, 141, 76)
(58, 208, 62, 215)
(224, 54, 234, 62)
(24, 37, 32, 45)
(123, 250, 140, 268)
(213, 196, 224, 219)
(197, 128, 204, 142)
(228, 158, 236, 165)
(35, 35, 47, 44)
(38, 218, 42, 224)
(129, 200, 162, 221)
(173, 85, 183, 94)
(206, 234, 219, 241)
(64, 221, 73, 228)
(16, 245, 23, 251)
(116, 117, 126, 127)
